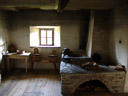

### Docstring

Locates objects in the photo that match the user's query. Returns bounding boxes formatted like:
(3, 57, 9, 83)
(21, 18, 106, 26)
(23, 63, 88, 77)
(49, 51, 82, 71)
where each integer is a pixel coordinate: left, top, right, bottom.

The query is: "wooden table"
(6, 52, 31, 73)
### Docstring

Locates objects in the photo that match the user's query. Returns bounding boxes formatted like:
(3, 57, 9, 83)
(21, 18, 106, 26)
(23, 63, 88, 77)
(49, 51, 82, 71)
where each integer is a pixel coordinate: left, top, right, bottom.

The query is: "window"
(30, 26, 61, 47)
(40, 29, 54, 46)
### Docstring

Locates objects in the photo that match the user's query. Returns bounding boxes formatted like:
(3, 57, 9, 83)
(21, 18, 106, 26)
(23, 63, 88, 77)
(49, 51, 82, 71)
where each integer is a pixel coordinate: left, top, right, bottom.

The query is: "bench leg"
(53, 62, 57, 70)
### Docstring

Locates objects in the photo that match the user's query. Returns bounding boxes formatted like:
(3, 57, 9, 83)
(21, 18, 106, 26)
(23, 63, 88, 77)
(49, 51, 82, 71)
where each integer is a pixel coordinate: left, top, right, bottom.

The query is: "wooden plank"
(57, 0, 70, 12)
(39, 60, 57, 70)
(8, 79, 29, 96)
(0, 73, 19, 96)
(1, 69, 126, 96)
(40, 60, 49, 63)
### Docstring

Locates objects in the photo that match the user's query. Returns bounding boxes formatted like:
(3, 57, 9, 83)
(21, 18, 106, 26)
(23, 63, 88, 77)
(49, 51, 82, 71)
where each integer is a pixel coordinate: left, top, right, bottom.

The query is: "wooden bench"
(40, 59, 57, 70)
(32, 53, 57, 70)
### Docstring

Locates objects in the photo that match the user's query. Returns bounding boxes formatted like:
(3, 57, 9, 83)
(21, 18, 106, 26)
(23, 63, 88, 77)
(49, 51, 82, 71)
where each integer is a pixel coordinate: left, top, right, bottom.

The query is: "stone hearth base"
(60, 61, 125, 94)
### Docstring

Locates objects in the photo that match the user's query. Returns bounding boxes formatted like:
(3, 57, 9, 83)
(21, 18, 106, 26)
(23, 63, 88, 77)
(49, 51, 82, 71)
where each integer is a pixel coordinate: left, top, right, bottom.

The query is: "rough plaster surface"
(92, 10, 111, 65)
(86, 10, 94, 57)
(0, 11, 9, 80)
(0, 12, 9, 51)
(9, 10, 89, 69)
(110, 5, 128, 67)
(109, 5, 128, 92)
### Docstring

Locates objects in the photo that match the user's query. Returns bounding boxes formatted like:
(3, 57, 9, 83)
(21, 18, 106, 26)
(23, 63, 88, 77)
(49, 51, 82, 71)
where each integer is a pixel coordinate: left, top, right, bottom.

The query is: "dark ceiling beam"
(57, 0, 69, 12)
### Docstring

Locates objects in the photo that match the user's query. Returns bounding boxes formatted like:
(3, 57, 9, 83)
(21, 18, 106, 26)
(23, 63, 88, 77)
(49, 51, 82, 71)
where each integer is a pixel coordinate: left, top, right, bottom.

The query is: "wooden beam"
(57, 0, 69, 13)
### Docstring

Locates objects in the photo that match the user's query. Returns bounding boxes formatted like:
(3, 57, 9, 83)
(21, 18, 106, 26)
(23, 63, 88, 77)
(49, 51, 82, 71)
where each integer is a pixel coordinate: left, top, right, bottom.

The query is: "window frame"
(39, 28, 54, 46)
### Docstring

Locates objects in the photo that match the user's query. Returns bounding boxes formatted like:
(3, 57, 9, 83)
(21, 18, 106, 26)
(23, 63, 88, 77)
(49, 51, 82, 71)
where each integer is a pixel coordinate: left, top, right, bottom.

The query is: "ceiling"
(0, 0, 127, 11)
(66, 0, 127, 10)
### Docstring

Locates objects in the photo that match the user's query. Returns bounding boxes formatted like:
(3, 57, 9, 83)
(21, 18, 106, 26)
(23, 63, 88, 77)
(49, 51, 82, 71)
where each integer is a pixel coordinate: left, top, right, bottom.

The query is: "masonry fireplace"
(75, 80, 109, 94)
(60, 61, 125, 94)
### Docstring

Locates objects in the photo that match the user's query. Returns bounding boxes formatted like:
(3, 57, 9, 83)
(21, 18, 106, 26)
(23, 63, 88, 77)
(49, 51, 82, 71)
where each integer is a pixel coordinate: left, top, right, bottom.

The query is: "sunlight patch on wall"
(0, 37, 4, 63)
(30, 26, 61, 47)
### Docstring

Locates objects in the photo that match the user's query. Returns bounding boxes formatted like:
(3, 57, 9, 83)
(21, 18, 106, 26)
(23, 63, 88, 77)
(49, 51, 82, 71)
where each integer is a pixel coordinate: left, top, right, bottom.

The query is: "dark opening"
(75, 80, 109, 94)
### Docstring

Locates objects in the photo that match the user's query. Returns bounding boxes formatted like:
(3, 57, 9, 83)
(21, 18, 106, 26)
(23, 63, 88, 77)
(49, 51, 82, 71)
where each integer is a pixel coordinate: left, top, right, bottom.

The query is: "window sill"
(30, 46, 61, 48)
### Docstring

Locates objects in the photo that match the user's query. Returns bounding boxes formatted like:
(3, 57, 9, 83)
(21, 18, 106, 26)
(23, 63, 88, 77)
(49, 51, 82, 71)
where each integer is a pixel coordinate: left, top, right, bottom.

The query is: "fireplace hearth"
(60, 61, 125, 94)
(75, 80, 109, 94)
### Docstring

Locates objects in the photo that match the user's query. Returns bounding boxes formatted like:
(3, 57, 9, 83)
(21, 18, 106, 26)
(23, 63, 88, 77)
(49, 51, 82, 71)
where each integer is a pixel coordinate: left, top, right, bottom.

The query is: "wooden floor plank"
(0, 77, 18, 96)
(0, 69, 128, 96)
(8, 72, 30, 96)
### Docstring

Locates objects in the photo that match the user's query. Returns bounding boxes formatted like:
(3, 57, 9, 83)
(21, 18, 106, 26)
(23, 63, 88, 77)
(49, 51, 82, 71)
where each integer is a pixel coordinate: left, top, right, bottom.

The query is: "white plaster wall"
(92, 10, 111, 65)
(9, 10, 89, 69)
(86, 10, 94, 57)
(0, 11, 9, 76)
(0, 11, 9, 62)
(110, 5, 128, 92)
(110, 6, 128, 67)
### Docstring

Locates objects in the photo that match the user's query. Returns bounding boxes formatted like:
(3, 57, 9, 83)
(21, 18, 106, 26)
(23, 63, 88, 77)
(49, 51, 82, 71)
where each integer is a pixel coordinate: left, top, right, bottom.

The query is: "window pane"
(41, 38, 46, 45)
(47, 30, 52, 37)
(41, 30, 46, 37)
(47, 38, 52, 45)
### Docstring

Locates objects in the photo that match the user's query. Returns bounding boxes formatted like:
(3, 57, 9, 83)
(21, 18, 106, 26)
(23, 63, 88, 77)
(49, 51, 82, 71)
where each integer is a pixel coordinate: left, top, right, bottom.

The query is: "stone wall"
(60, 62, 125, 94)
(61, 72, 125, 94)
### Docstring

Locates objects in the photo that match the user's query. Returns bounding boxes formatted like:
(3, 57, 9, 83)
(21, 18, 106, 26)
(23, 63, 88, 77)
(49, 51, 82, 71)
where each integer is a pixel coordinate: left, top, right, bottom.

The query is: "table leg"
(25, 58, 28, 73)
(53, 62, 57, 70)
(29, 55, 34, 69)
(7, 58, 10, 72)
